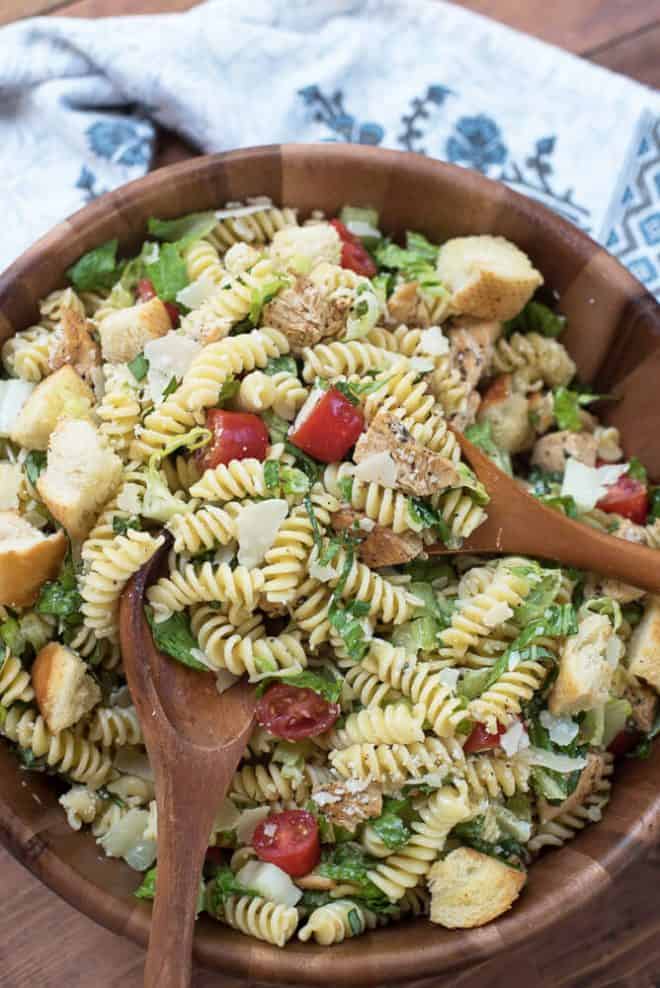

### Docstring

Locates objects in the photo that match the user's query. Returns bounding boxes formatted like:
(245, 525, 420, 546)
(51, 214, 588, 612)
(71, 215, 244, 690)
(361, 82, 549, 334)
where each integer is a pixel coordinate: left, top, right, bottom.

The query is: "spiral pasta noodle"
(362, 640, 467, 738)
(2, 325, 52, 382)
(146, 562, 265, 619)
(302, 341, 396, 383)
(299, 900, 376, 944)
(3, 706, 112, 788)
(183, 239, 225, 284)
(167, 502, 242, 554)
(468, 659, 550, 733)
(323, 463, 421, 536)
(327, 702, 426, 748)
(330, 736, 464, 786)
(87, 706, 143, 748)
(207, 199, 298, 252)
(367, 786, 472, 900)
(0, 654, 35, 706)
(97, 365, 142, 458)
(191, 605, 306, 677)
(325, 551, 420, 625)
(222, 895, 298, 947)
(492, 332, 576, 389)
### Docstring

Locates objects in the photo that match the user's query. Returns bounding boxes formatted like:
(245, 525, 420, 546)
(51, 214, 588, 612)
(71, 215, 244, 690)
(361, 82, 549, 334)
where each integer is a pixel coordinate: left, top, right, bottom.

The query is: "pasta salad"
(0, 198, 658, 947)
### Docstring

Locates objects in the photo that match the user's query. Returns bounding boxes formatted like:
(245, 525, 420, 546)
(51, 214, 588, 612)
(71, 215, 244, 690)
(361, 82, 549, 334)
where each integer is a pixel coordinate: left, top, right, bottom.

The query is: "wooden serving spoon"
(422, 429, 660, 593)
(119, 535, 256, 988)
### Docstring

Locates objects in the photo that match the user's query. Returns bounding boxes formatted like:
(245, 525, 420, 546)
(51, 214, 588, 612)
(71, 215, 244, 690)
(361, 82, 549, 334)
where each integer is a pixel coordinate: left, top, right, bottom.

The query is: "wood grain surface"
(0, 3, 658, 987)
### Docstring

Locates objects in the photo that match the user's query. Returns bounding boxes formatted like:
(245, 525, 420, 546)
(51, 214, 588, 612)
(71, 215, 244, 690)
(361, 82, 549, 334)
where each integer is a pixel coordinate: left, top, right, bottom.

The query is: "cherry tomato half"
(608, 729, 641, 757)
(136, 278, 179, 326)
(256, 683, 340, 740)
(289, 388, 364, 463)
(198, 409, 269, 470)
(463, 722, 505, 753)
(330, 219, 377, 277)
(596, 474, 649, 525)
(252, 810, 321, 877)
(136, 278, 156, 302)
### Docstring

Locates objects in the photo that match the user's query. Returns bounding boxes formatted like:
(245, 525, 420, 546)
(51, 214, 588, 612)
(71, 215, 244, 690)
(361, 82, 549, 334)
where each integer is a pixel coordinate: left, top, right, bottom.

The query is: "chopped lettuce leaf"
(370, 796, 418, 850)
(36, 553, 82, 625)
(256, 667, 343, 704)
(67, 239, 123, 293)
(264, 355, 298, 377)
(24, 450, 47, 488)
(146, 242, 189, 302)
(464, 421, 512, 476)
(407, 497, 453, 546)
(262, 409, 289, 444)
(127, 352, 149, 382)
(318, 844, 397, 913)
(248, 276, 288, 326)
(145, 607, 207, 671)
(136, 865, 206, 916)
(504, 300, 566, 338)
(264, 460, 310, 496)
(147, 211, 217, 247)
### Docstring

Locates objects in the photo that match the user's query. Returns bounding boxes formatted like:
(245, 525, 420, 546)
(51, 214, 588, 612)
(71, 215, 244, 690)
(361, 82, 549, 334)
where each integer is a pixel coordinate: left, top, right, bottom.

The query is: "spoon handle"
(143, 764, 217, 988)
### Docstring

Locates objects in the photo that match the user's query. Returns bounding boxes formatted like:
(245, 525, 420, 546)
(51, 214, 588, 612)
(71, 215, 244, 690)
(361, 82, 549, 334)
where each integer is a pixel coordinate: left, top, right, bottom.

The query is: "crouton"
(448, 317, 501, 390)
(311, 781, 382, 833)
(625, 678, 658, 733)
(9, 365, 94, 451)
(32, 642, 101, 733)
(549, 613, 621, 716)
(538, 752, 607, 823)
(428, 848, 526, 928)
(263, 277, 346, 354)
(531, 430, 598, 474)
(436, 235, 543, 321)
(0, 511, 67, 608)
(98, 297, 172, 363)
(331, 508, 423, 567)
(0, 463, 21, 511)
(627, 596, 660, 693)
(354, 410, 459, 497)
(37, 419, 123, 539)
(270, 223, 341, 269)
(48, 305, 100, 381)
(477, 376, 533, 454)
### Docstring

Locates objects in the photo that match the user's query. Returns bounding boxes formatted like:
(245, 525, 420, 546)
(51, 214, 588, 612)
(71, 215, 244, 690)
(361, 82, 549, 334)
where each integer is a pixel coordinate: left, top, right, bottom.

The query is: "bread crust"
(0, 513, 67, 608)
(428, 847, 526, 928)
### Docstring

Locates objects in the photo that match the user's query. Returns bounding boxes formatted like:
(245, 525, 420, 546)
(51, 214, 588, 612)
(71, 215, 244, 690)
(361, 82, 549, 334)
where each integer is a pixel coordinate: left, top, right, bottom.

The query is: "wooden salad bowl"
(0, 145, 659, 986)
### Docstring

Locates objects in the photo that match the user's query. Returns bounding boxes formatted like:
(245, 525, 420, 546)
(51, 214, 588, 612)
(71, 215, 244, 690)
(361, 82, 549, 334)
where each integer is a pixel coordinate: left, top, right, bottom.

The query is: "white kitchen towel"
(0, 0, 658, 295)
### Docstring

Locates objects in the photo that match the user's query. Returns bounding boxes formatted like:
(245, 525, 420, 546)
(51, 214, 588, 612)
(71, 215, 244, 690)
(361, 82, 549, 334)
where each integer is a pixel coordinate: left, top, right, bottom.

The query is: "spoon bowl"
(119, 534, 256, 988)
(421, 429, 660, 595)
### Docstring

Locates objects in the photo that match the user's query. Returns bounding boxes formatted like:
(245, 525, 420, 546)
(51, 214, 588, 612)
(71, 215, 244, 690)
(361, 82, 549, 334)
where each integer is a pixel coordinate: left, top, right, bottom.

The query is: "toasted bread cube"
(627, 596, 660, 692)
(270, 223, 341, 269)
(531, 431, 598, 474)
(437, 235, 543, 321)
(0, 511, 67, 608)
(428, 848, 526, 928)
(98, 297, 172, 364)
(9, 365, 94, 451)
(37, 419, 123, 539)
(538, 752, 607, 823)
(32, 642, 101, 733)
(549, 613, 620, 716)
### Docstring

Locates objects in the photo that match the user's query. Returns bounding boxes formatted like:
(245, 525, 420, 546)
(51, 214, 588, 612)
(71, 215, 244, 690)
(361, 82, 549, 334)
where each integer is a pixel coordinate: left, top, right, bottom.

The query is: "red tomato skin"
(256, 683, 340, 740)
(608, 729, 640, 757)
(253, 810, 321, 877)
(463, 722, 505, 753)
(136, 278, 157, 302)
(199, 410, 269, 470)
(164, 301, 180, 327)
(596, 475, 649, 524)
(329, 219, 377, 277)
(289, 388, 364, 463)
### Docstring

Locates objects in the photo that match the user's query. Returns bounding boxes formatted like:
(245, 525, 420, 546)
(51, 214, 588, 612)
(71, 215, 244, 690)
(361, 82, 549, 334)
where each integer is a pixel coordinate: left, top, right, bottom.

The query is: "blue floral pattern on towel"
(86, 119, 152, 167)
(446, 114, 507, 172)
(298, 86, 384, 145)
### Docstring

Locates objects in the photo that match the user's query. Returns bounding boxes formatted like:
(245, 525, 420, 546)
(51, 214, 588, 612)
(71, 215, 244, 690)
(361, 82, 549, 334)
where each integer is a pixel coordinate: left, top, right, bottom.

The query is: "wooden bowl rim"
(0, 143, 659, 985)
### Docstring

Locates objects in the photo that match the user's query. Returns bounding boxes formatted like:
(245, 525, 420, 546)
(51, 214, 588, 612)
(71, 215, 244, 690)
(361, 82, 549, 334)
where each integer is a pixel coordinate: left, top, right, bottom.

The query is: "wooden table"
(1, 1, 659, 985)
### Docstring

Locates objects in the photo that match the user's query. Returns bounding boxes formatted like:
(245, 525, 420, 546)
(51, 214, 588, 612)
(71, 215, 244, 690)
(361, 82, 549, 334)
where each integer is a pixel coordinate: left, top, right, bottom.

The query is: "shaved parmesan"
(290, 386, 323, 433)
(236, 860, 302, 907)
(0, 463, 21, 510)
(99, 808, 150, 858)
(522, 746, 587, 773)
(116, 482, 143, 515)
(309, 546, 335, 583)
(437, 667, 461, 690)
(236, 805, 271, 844)
(359, 517, 375, 532)
(213, 798, 240, 832)
(605, 634, 624, 668)
(216, 668, 240, 693)
(500, 720, 530, 756)
(215, 202, 270, 220)
(0, 380, 34, 437)
(561, 459, 629, 511)
(539, 710, 579, 747)
(237, 498, 288, 569)
(482, 600, 513, 628)
(176, 271, 220, 309)
(418, 326, 449, 357)
(144, 331, 202, 405)
(354, 451, 397, 488)
(409, 356, 435, 374)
